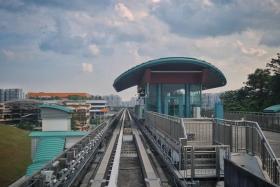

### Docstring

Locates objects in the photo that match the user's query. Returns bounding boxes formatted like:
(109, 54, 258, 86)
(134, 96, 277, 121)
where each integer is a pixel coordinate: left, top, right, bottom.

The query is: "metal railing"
(180, 145, 230, 179)
(144, 111, 231, 180)
(224, 111, 280, 132)
(213, 119, 280, 185)
(21, 109, 124, 187)
(182, 118, 213, 146)
(145, 111, 185, 144)
(201, 109, 280, 132)
(144, 111, 280, 185)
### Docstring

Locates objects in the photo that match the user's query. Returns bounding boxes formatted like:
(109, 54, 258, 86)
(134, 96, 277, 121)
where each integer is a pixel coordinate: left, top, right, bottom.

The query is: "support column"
(185, 84, 190, 117)
(157, 84, 162, 113)
(144, 83, 149, 111)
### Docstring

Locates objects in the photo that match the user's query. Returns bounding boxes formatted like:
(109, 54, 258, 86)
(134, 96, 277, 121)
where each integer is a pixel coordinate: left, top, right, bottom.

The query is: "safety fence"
(201, 109, 280, 132)
(20, 109, 123, 187)
(144, 111, 230, 180)
(224, 111, 280, 132)
(144, 111, 280, 185)
(180, 145, 230, 180)
(213, 119, 280, 185)
(145, 111, 185, 144)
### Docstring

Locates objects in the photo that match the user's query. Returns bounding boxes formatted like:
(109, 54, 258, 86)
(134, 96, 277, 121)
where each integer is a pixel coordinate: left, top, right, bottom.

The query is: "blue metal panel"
(215, 102, 224, 119)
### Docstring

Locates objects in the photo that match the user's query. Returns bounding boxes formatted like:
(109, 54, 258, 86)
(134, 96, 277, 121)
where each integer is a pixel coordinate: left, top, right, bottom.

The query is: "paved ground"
(263, 130, 280, 158)
(231, 153, 265, 179)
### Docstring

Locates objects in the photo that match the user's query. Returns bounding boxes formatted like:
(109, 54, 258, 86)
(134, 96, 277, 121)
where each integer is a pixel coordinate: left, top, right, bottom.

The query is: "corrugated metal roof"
(263, 104, 280, 113)
(26, 161, 48, 176)
(30, 131, 88, 137)
(26, 137, 65, 176)
(40, 104, 74, 113)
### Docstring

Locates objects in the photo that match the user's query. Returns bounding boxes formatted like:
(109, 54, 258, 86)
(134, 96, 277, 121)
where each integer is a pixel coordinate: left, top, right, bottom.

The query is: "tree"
(266, 53, 280, 104)
(267, 53, 280, 75)
(244, 68, 272, 111)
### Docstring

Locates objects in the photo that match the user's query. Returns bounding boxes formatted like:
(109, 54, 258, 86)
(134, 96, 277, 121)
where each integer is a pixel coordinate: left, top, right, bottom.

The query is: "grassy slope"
(0, 125, 31, 187)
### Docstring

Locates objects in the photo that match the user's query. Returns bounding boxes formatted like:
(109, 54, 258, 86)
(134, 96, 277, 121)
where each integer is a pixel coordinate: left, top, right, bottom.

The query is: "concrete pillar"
(157, 84, 162, 113)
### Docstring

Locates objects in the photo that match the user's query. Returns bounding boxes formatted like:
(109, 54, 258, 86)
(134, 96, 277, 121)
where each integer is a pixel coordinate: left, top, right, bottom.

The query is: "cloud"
(115, 3, 135, 21)
(88, 44, 100, 56)
(1, 49, 16, 59)
(151, 0, 161, 3)
(260, 31, 280, 47)
(82, 63, 93, 73)
(153, 0, 280, 46)
(0, 0, 113, 12)
(235, 40, 267, 57)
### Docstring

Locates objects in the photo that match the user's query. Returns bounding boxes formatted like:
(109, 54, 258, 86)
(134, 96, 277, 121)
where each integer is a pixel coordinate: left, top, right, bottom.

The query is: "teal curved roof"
(263, 104, 280, 113)
(113, 57, 227, 92)
(40, 104, 73, 113)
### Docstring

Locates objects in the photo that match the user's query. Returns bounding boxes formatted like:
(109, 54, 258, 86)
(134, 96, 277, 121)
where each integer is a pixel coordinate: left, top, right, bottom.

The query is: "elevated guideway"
(91, 108, 162, 187)
(18, 108, 280, 187)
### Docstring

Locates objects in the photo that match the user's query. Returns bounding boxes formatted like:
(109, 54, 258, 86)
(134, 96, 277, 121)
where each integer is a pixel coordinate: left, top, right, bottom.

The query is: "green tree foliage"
(221, 53, 280, 112)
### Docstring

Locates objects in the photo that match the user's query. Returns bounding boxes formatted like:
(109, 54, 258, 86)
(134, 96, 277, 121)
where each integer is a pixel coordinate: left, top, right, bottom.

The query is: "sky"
(0, 0, 279, 100)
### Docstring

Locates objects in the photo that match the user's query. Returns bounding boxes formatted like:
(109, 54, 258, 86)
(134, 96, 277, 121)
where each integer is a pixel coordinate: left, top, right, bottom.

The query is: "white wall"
(65, 137, 83, 148)
(42, 118, 71, 131)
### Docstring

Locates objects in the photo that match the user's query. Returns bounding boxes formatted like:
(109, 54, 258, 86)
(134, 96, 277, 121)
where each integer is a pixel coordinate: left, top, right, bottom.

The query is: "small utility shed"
(40, 104, 73, 131)
(263, 105, 280, 113)
(26, 104, 88, 176)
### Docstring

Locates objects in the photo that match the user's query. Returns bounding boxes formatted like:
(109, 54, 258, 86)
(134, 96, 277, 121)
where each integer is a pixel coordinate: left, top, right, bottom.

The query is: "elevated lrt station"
(19, 57, 280, 187)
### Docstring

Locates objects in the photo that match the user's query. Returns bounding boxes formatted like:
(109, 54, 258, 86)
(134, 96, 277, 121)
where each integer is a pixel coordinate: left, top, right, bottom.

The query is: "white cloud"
(236, 40, 267, 57)
(151, 0, 161, 3)
(2, 49, 15, 59)
(82, 63, 93, 73)
(115, 3, 135, 21)
(202, 0, 213, 7)
(88, 44, 100, 56)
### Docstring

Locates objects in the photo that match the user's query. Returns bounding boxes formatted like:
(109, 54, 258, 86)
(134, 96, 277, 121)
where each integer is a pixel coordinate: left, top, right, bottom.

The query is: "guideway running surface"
(91, 109, 162, 187)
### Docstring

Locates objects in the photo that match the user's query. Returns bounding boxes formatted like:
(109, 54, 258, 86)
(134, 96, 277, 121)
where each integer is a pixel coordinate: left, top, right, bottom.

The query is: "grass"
(0, 125, 31, 187)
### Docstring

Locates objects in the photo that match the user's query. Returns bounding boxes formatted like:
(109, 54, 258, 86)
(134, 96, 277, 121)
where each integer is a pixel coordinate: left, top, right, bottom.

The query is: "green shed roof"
(113, 57, 227, 92)
(40, 104, 74, 113)
(30, 131, 88, 137)
(26, 137, 65, 176)
(263, 105, 280, 113)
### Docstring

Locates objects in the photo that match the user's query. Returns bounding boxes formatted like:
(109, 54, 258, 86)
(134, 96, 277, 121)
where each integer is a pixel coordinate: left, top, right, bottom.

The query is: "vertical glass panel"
(161, 84, 185, 117)
(146, 84, 158, 112)
(190, 84, 201, 107)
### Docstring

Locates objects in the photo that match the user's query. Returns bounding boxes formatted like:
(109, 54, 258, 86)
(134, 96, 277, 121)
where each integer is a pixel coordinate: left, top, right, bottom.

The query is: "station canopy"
(113, 57, 227, 92)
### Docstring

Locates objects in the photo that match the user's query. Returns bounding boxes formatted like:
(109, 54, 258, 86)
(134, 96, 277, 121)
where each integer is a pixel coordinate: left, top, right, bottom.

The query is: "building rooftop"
(29, 131, 88, 137)
(113, 57, 227, 92)
(39, 104, 74, 113)
(26, 137, 65, 176)
(263, 104, 280, 113)
(27, 92, 92, 98)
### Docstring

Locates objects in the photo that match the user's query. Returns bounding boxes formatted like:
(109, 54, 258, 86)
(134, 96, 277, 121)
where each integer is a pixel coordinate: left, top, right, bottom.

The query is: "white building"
(87, 100, 108, 118)
(202, 93, 221, 110)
